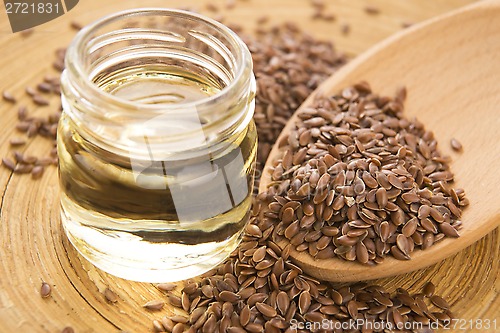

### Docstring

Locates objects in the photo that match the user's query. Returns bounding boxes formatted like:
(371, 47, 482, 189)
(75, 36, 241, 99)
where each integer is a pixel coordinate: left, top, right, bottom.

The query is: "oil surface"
(94, 65, 222, 104)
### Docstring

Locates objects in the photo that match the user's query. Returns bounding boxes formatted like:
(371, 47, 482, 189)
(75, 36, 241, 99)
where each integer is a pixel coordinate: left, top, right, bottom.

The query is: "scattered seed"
(40, 282, 51, 298)
(144, 300, 165, 311)
(9, 138, 26, 146)
(156, 190, 453, 331)
(2, 91, 16, 103)
(25, 87, 36, 96)
(450, 138, 463, 152)
(36, 157, 52, 166)
(20, 28, 34, 37)
(53, 60, 65, 72)
(310, 0, 325, 8)
(157, 282, 177, 291)
(61, 327, 74, 333)
(225, 0, 236, 10)
(103, 288, 118, 303)
(323, 13, 335, 21)
(256, 15, 268, 24)
(248, 24, 345, 186)
(311, 8, 322, 20)
(2, 158, 16, 171)
(31, 165, 45, 179)
(205, 3, 218, 12)
(167, 294, 182, 307)
(439, 222, 460, 238)
(430, 295, 450, 310)
(17, 106, 28, 121)
(423, 282, 436, 297)
(401, 21, 414, 28)
(341, 23, 350, 35)
(37, 82, 52, 93)
(14, 152, 24, 163)
(364, 5, 380, 15)
(33, 94, 50, 106)
(70, 21, 83, 30)
(14, 163, 32, 174)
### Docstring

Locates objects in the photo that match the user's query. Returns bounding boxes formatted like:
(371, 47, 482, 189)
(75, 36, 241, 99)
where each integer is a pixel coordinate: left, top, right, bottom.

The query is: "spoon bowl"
(259, 0, 500, 282)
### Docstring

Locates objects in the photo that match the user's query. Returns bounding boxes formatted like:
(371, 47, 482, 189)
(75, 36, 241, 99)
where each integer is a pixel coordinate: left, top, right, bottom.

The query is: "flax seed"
(37, 82, 52, 93)
(2, 91, 16, 103)
(402, 21, 414, 28)
(40, 282, 51, 298)
(33, 94, 50, 106)
(14, 164, 32, 174)
(256, 302, 277, 317)
(423, 282, 436, 297)
(450, 138, 463, 151)
(340, 23, 351, 35)
(103, 288, 118, 303)
(364, 5, 380, 15)
(156, 282, 177, 292)
(20, 28, 34, 37)
(31, 165, 45, 179)
(70, 21, 83, 30)
(25, 87, 37, 96)
(2, 158, 16, 171)
(17, 106, 28, 120)
(205, 3, 218, 12)
(430, 295, 450, 310)
(9, 138, 26, 146)
(439, 222, 460, 238)
(143, 300, 165, 311)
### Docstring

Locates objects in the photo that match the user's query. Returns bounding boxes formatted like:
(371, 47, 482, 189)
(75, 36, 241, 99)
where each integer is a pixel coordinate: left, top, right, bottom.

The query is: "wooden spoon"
(259, 0, 500, 282)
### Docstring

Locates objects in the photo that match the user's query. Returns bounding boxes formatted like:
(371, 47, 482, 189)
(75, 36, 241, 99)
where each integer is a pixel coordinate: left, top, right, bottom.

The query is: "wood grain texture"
(261, 0, 500, 283)
(0, 1, 497, 333)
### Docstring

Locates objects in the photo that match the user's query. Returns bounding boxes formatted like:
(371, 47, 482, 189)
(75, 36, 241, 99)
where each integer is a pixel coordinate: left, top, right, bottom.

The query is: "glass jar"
(58, 8, 257, 282)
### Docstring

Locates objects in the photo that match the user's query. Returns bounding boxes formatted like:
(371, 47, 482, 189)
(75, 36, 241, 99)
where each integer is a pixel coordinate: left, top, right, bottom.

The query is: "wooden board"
(1, 1, 497, 332)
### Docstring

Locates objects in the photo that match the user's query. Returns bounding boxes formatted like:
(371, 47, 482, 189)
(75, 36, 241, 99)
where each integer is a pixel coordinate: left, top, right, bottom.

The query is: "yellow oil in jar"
(58, 64, 257, 282)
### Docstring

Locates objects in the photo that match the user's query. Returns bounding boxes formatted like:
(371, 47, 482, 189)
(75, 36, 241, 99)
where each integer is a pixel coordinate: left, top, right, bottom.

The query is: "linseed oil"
(58, 63, 257, 282)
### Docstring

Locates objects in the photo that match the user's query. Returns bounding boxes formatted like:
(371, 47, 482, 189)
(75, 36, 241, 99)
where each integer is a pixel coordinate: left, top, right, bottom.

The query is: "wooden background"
(0, 1, 497, 332)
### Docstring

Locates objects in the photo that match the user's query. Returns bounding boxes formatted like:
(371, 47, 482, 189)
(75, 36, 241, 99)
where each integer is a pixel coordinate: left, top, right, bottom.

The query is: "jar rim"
(65, 8, 252, 112)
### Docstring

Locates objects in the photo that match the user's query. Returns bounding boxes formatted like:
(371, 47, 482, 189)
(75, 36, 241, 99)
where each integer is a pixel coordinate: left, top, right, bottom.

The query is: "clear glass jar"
(58, 9, 257, 282)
